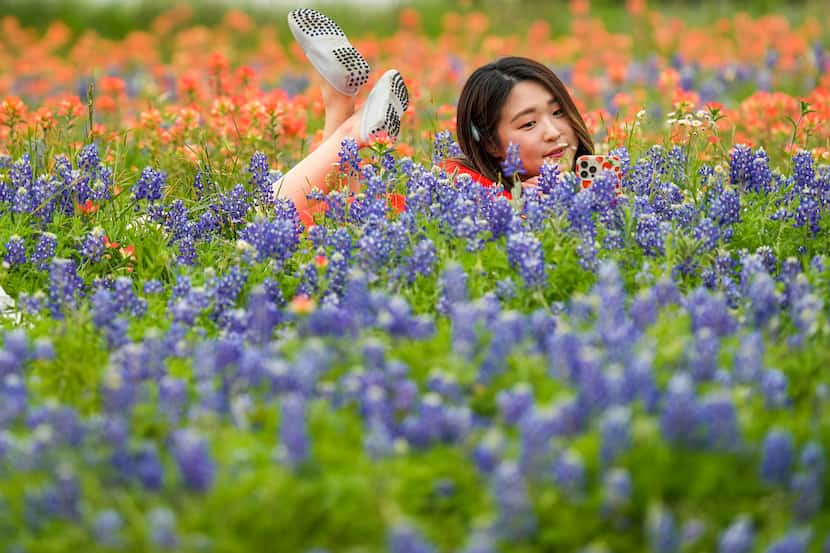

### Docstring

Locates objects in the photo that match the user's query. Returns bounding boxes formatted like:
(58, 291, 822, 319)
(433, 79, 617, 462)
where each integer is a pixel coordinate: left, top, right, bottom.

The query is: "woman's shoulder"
(439, 158, 495, 187)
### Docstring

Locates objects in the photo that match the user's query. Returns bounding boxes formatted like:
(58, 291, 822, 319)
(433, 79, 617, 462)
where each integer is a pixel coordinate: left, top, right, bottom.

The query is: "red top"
(441, 159, 512, 200)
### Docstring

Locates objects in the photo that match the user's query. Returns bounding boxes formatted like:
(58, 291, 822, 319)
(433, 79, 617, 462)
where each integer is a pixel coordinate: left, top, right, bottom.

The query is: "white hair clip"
(471, 123, 481, 142)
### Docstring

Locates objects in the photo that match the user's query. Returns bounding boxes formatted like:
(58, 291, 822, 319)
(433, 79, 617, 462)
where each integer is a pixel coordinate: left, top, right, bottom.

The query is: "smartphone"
(576, 155, 623, 191)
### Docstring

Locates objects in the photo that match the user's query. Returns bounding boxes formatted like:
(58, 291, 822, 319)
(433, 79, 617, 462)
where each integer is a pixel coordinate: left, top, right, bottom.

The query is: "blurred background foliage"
(0, 0, 825, 42)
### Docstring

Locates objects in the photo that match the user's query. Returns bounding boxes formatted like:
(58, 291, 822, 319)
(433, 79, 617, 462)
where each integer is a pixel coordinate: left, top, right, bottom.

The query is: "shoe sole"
(360, 70, 409, 141)
(288, 9, 370, 96)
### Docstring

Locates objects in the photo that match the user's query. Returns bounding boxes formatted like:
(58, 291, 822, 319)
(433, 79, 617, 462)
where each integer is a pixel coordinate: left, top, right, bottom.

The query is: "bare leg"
(321, 81, 355, 141)
(273, 110, 361, 211)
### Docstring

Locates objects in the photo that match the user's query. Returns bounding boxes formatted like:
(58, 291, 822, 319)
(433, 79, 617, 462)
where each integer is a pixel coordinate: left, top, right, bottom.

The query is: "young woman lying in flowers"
(274, 9, 595, 213)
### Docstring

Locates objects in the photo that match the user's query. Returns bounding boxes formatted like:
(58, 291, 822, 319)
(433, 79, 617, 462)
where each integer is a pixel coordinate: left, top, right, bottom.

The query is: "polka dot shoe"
(360, 69, 409, 142)
(288, 8, 371, 97)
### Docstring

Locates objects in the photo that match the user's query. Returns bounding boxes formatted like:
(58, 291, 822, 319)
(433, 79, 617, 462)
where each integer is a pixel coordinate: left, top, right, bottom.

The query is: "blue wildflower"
(506, 231, 546, 289)
(132, 167, 166, 204)
(171, 429, 215, 493)
(4, 235, 26, 266)
(718, 517, 754, 553)
(500, 142, 525, 179)
(92, 509, 124, 546)
(279, 393, 309, 467)
(760, 429, 794, 487)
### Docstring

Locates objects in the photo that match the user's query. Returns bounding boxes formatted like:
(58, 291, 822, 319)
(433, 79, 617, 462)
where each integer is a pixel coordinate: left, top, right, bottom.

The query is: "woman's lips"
(544, 146, 566, 159)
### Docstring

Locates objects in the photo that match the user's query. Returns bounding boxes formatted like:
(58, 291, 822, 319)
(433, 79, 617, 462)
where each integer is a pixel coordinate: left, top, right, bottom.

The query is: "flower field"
(1, 1, 830, 551)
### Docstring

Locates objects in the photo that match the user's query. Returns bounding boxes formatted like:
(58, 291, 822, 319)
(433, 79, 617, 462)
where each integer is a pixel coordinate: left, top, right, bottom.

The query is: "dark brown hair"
(454, 56, 594, 183)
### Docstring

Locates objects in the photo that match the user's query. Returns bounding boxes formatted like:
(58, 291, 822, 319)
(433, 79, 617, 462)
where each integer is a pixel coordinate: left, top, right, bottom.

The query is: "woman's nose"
(544, 118, 563, 140)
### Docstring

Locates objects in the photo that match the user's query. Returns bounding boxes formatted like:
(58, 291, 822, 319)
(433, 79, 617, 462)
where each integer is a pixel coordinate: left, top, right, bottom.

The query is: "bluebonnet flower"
(497, 384, 534, 425)
(699, 392, 740, 450)
(308, 224, 327, 249)
(92, 509, 124, 546)
(792, 195, 822, 236)
(193, 211, 221, 240)
(240, 216, 299, 264)
(457, 530, 496, 553)
(1, 375, 26, 426)
(568, 188, 595, 235)
(760, 369, 789, 408)
(131, 442, 165, 490)
(171, 429, 215, 492)
(4, 236, 26, 266)
(432, 129, 462, 165)
(90, 289, 128, 348)
(11, 186, 32, 214)
(29, 469, 81, 523)
(77, 142, 99, 174)
(28, 232, 56, 270)
(709, 184, 741, 227)
(437, 262, 468, 315)
(630, 288, 658, 331)
(684, 287, 737, 337)
(748, 148, 773, 193)
(518, 406, 558, 477)
(472, 431, 504, 475)
(193, 167, 212, 199)
(609, 146, 631, 183)
(132, 167, 166, 204)
(660, 373, 703, 447)
(553, 450, 586, 497)
(635, 213, 668, 256)
(792, 150, 815, 192)
(694, 217, 719, 252)
(629, 156, 656, 196)
(46, 258, 85, 317)
(492, 461, 536, 539)
(403, 237, 437, 284)
(218, 184, 251, 224)
(600, 406, 631, 466)
(698, 164, 715, 187)
(157, 376, 188, 424)
(506, 231, 546, 289)
(147, 507, 178, 550)
(376, 295, 434, 340)
(647, 507, 679, 553)
(338, 137, 361, 174)
(718, 517, 754, 553)
(176, 235, 198, 266)
(688, 328, 719, 381)
(279, 393, 309, 467)
(760, 429, 794, 487)
(800, 441, 826, 476)
(247, 151, 274, 208)
(500, 142, 525, 179)
(144, 279, 164, 294)
(494, 278, 518, 302)
(389, 524, 436, 553)
(729, 144, 753, 187)
(791, 469, 822, 521)
(602, 468, 633, 513)
(765, 532, 808, 553)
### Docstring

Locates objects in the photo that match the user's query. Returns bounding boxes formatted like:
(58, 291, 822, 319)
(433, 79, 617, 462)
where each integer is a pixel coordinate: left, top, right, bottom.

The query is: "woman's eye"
(521, 121, 536, 129)
(553, 109, 564, 117)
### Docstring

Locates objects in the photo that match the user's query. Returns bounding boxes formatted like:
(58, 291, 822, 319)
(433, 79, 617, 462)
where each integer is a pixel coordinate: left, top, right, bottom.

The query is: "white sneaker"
(360, 69, 409, 142)
(288, 8, 371, 97)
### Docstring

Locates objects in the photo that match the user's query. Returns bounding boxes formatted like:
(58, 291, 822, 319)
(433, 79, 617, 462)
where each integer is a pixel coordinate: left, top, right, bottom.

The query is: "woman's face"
(494, 80, 579, 177)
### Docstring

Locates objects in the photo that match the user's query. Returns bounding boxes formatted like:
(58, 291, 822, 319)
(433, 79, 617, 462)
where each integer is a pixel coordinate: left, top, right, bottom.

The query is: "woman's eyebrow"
(510, 98, 557, 123)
